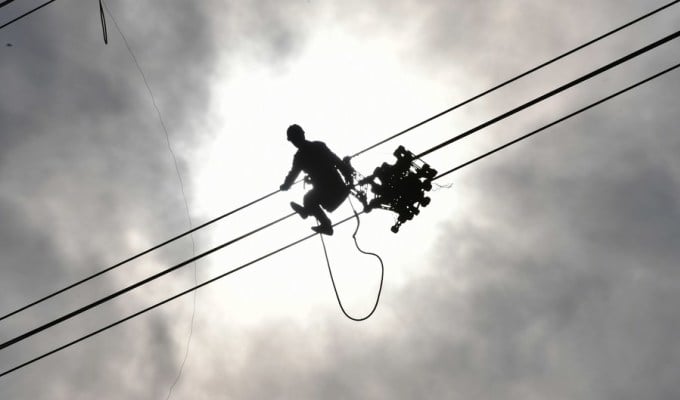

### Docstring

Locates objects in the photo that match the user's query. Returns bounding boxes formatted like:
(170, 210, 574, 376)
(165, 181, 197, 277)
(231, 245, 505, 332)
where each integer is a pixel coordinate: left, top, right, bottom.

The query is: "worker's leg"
(320, 183, 350, 212)
(304, 189, 333, 235)
(290, 202, 308, 219)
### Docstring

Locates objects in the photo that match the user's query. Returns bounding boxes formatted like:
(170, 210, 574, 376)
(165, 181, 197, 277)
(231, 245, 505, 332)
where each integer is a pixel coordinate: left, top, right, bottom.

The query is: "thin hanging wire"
(99, 2, 198, 396)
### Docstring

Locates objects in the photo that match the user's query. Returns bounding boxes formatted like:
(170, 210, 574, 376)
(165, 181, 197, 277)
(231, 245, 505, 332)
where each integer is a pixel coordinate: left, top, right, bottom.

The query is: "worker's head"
(286, 124, 305, 147)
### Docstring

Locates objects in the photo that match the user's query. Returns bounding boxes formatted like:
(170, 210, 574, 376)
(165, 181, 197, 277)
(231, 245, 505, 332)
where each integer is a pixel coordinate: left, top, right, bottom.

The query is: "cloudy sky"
(1, 0, 679, 398)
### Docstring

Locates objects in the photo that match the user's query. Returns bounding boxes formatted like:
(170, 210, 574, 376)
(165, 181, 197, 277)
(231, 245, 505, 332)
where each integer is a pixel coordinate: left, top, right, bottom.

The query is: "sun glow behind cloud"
(188, 19, 471, 325)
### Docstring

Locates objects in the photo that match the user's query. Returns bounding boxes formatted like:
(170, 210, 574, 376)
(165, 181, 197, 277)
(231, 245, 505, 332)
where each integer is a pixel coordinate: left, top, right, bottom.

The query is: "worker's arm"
(280, 155, 301, 191)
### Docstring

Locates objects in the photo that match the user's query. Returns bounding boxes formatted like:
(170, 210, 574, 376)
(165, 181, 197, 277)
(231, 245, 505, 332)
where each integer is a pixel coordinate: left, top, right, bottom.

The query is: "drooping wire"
(164, 286, 196, 400)
(350, 0, 680, 158)
(319, 198, 384, 321)
(2, 58, 679, 377)
(98, 3, 195, 248)
(416, 29, 680, 159)
(99, 2, 197, 396)
(2, 1, 676, 323)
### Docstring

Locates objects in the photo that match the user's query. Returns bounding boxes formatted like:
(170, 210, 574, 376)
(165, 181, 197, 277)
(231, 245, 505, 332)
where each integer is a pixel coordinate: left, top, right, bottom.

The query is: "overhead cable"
(0, 0, 57, 31)
(3, 0, 676, 322)
(434, 61, 680, 179)
(0, 213, 295, 351)
(0, 0, 16, 9)
(2, 27, 677, 350)
(350, 0, 680, 157)
(0, 213, 356, 379)
(2, 59, 678, 379)
(0, 189, 282, 322)
(416, 29, 680, 158)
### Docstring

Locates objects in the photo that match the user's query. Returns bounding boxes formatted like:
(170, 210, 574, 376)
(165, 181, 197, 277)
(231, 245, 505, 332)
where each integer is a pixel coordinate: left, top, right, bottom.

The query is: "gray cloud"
(186, 74, 679, 398)
(1, 1, 217, 398)
(1, 0, 679, 399)
(1, 0, 321, 396)
(166, 2, 679, 399)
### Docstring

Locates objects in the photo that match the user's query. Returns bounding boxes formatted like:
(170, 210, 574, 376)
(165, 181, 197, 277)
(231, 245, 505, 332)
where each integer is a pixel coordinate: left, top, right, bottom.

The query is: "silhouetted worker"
(280, 124, 354, 235)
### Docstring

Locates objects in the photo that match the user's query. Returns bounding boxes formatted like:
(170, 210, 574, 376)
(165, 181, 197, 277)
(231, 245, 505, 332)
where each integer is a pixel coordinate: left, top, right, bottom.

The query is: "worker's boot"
(290, 202, 308, 219)
(312, 224, 333, 236)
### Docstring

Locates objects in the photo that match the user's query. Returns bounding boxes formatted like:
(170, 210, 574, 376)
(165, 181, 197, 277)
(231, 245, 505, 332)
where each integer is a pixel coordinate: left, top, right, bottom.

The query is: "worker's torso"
(294, 141, 344, 188)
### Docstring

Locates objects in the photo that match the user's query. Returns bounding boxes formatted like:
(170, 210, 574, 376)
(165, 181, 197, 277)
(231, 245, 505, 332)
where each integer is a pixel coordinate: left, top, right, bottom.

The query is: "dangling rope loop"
(319, 198, 384, 321)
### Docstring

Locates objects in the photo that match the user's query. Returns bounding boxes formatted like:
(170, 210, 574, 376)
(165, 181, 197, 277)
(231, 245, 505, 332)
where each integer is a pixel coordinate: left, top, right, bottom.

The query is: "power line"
(0, 213, 348, 379)
(0, 212, 295, 351)
(3, 57, 678, 377)
(0, 0, 17, 9)
(350, 0, 680, 157)
(416, 29, 680, 158)
(434, 61, 680, 180)
(0, 0, 677, 382)
(0, 213, 359, 379)
(0, 0, 57, 31)
(0, 188, 281, 322)
(2, 26, 677, 349)
(3, 0, 675, 323)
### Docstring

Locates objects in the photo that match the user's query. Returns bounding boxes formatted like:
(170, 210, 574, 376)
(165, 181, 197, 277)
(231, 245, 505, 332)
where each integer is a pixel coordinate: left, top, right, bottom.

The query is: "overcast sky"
(1, 0, 679, 399)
